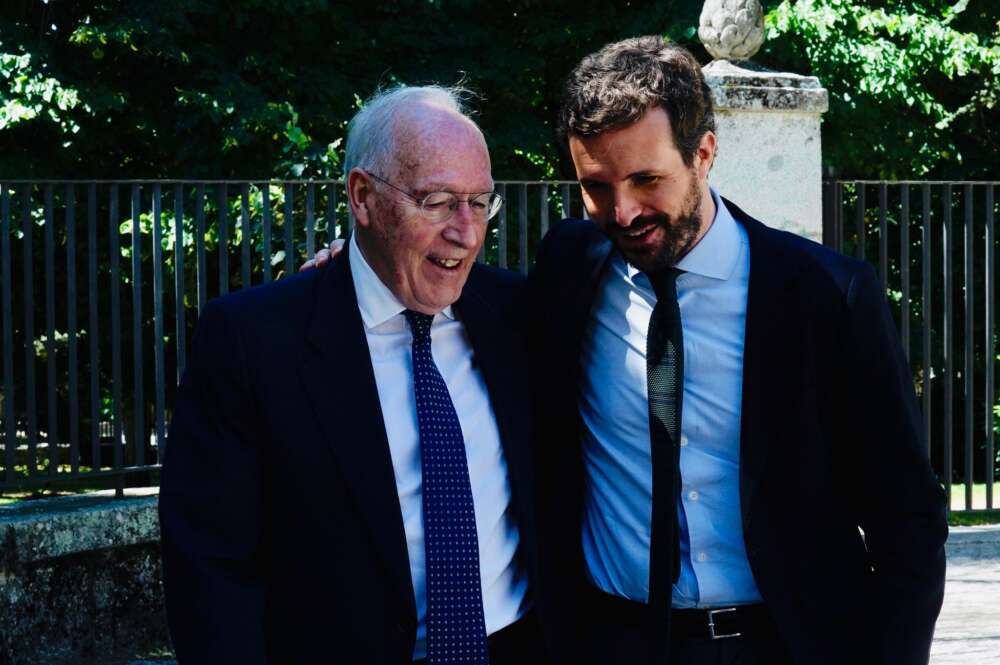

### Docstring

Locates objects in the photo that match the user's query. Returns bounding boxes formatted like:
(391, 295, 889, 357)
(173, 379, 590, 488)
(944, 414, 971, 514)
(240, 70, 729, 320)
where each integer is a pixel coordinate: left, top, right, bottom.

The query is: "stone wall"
(0, 489, 170, 665)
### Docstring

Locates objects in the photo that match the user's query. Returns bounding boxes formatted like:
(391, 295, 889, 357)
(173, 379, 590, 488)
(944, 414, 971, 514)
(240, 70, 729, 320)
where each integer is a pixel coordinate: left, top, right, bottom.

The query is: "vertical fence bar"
(943, 184, 954, 506)
(325, 182, 336, 243)
(1, 185, 15, 482)
(262, 184, 272, 284)
(561, 184, 571, 219)
(284, 184, 294, 277)
(922, 184, 932, 456)
(44, 185, 58, 477)
(854, 183, 866, 261)
(241, 184, 251, 289)
(66, 185, 79, 473)
(174, 185, 186, 381)
(963, 184, 974, 510)
(539, 184, 549, 240)
(985, 184, 995, 510)
(497, 183, 507, 269)
(131, 184, 145, 467)
(88, 183, 100, 471)
(152, 184, 166, 462)
(196, 184, 207, 313)
(835, 182, 844, 253)
(218, 184, 228, 296)
(878, 183, 888, 290)
(21, 188, 37, 470)
(519, 185, 528, 275)
(109, 186, 124, 478)
(306, 184, 316, 260)
(822, 180, 835, 249)
(900, 184, 910, 359)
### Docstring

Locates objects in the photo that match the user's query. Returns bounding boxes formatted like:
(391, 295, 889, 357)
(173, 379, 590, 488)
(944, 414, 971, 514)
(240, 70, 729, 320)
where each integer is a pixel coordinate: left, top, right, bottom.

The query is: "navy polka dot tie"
(405, 310, 489, 665)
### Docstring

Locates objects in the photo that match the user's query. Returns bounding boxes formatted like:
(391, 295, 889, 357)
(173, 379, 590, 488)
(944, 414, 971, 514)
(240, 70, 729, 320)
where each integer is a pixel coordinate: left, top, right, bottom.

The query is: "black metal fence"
(0, 180, 587, 494)
(1, 178, 997, 512)
(824, 180, 1000, 512)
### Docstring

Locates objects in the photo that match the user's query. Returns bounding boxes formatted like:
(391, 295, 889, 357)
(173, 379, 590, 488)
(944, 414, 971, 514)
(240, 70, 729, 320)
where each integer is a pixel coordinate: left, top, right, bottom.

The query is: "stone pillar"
(697, 0, 829, 242)
(704, 61, 829, 242)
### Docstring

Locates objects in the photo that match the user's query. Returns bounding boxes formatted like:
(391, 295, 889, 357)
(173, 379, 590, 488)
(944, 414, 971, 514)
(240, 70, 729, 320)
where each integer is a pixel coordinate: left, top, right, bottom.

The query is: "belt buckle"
(707, 607, 741, 640)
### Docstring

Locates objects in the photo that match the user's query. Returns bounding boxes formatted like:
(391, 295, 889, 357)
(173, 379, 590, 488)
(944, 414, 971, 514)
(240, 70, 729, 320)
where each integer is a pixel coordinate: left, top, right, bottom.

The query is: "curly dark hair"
(558, 35, 716, 168)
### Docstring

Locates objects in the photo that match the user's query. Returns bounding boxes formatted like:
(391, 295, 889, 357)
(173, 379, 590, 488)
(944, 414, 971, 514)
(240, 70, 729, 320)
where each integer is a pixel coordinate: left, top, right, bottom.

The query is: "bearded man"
(530, 36, 947, 665)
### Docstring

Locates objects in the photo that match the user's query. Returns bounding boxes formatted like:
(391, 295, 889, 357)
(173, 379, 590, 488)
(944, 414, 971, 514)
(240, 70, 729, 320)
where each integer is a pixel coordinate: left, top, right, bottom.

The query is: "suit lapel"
(567, 225, 615, 372)
(297, 247, 416, 620)
(453, 273, 535, 538)
(731, 203, 799, 546)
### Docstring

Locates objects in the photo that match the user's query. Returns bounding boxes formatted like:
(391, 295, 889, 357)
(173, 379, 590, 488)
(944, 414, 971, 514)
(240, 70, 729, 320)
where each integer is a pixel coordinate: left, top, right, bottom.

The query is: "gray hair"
(342, 84, 476, 180)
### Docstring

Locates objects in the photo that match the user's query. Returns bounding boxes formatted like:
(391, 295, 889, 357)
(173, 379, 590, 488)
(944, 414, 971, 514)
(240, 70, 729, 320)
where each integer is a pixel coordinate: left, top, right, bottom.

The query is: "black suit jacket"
(529, 201, 948, 665)
(159, 246, 538, 664)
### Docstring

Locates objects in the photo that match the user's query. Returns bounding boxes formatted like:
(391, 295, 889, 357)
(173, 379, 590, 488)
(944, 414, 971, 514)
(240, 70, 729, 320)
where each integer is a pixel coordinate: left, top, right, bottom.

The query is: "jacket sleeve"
(158, 298, 268, 665)
(845, 263, 948, 664)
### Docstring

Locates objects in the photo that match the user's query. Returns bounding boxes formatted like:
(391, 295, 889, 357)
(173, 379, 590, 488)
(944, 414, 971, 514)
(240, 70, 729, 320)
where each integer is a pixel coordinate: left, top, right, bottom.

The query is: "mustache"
(611, 213, 672, 235)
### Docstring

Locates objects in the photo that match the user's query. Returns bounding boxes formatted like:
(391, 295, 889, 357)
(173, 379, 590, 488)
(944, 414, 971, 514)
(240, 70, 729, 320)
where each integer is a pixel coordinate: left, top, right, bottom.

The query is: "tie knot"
(404, 310, 435, 343)
(646, 267, 684, 303)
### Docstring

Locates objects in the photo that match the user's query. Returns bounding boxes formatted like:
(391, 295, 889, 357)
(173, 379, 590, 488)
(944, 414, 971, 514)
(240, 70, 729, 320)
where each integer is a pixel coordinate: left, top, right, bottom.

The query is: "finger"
(298, 258, 316, 272)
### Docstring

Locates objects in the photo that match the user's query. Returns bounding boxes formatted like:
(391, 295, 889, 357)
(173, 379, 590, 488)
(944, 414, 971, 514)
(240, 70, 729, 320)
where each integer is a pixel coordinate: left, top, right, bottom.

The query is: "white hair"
(342, 84, 477, 180)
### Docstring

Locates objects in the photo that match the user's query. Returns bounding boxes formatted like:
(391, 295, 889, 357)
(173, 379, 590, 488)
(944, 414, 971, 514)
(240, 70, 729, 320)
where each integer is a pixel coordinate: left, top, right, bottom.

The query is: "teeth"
(625, 226, 651, 237)
(433, 258, 461, 268)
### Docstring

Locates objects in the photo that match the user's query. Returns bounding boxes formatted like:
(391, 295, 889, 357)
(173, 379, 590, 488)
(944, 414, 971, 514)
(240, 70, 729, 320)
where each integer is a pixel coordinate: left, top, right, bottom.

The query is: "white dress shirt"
(348, 234, 529, 660)
(578, 189, 763, 608)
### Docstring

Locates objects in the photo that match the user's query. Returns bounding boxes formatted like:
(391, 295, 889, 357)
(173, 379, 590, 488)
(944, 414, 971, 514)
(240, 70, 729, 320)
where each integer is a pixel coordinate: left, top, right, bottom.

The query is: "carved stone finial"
(698, 0, 765, 61)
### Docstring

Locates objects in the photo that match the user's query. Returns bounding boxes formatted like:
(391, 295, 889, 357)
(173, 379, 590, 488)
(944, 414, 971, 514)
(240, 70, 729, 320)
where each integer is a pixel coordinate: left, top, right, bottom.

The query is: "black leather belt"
(586, 585, 778, 642)
(670, 604, 778, 640)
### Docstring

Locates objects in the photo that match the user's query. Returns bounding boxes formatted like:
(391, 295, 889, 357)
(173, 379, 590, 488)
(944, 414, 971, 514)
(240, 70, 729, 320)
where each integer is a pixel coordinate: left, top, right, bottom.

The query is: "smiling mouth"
(429, 257, 462, 270)
(622, 224, 656, 239)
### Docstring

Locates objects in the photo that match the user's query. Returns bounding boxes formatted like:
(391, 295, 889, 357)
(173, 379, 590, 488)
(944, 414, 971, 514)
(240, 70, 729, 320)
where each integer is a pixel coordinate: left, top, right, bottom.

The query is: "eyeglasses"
(366, 171, 504, 224)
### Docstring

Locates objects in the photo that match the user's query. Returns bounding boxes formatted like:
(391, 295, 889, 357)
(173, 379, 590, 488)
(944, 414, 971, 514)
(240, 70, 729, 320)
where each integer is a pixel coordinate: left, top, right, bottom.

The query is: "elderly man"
(530, 36, 948, 665)
(160, 85, 543, 664)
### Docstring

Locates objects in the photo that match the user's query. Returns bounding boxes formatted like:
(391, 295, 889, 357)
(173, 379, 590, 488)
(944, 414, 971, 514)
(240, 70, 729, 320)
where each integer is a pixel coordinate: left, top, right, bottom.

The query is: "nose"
(442, 201, 482, 248)
(613, 188, 641, 227)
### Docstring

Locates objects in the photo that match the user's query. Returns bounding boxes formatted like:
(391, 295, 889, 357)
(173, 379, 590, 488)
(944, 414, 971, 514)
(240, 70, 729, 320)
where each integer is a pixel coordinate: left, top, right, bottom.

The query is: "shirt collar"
(624, 187, 742, 283)
(348, 233, 455, 330)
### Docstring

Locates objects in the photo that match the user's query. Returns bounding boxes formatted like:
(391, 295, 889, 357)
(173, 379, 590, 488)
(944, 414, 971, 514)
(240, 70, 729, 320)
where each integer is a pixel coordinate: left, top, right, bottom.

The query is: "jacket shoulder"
(729, 199, 872, 297)
(464, 262, 526, 308)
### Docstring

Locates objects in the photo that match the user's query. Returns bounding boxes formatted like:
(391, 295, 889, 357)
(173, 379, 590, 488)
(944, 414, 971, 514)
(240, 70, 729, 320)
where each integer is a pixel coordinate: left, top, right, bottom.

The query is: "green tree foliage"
(763, 0, 999, 179)
(0, 0, 704, 180)
(1, 1, 995, 180)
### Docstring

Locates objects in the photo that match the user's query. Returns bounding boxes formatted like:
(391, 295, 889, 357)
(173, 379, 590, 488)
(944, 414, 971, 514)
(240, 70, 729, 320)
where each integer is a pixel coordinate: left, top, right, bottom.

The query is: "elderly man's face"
(569, 106, 715, 273)
(353, 111, 492, 314)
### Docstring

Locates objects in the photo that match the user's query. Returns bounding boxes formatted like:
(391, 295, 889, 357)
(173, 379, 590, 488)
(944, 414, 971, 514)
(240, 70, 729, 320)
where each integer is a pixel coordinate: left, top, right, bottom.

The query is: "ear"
(694, 131, 717, 178)
(347, 168, 374, 228)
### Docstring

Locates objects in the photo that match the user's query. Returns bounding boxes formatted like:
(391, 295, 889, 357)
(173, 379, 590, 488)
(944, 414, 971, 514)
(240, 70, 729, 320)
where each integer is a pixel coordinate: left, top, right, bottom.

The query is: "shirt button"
(697, 552, 707, 563)
(688, 490, 699, 501)
(680, 434, 689, 447)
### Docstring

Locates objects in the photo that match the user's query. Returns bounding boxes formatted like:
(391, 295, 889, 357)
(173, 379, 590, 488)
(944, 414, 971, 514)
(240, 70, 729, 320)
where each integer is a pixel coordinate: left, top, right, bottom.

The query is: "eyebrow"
(416, 183, 495, 195)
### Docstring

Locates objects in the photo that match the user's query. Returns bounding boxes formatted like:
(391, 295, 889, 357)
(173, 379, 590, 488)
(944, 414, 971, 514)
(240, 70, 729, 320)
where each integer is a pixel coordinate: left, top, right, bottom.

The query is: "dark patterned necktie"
(405, 310, 489, 665)
(645, 268, 685, 611)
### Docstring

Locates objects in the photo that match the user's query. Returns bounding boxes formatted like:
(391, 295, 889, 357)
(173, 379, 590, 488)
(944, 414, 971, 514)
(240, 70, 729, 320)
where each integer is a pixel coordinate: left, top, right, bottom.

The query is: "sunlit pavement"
(931, 525, 1000, 664)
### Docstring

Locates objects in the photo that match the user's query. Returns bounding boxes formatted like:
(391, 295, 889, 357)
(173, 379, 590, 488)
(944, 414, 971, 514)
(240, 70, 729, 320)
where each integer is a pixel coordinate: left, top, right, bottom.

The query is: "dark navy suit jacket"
(529, 200, 948, 665)
(159, 246, 538, 664)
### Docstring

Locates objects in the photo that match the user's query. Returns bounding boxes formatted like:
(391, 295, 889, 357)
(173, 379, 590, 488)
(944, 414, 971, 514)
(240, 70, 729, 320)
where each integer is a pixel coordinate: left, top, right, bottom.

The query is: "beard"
(605, 173, 703, 274)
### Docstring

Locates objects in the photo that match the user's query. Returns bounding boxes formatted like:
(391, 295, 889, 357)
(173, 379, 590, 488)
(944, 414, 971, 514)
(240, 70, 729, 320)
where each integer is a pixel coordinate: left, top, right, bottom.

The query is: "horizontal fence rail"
(824, 180, 1000, 513)
(0, 180, 586, 493)
(1, 178, 997, 513)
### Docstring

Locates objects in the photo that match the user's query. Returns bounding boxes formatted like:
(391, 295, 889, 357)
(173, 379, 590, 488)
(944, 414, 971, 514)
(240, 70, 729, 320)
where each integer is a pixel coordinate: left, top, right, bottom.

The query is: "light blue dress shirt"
(579, 189, 763, 608)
